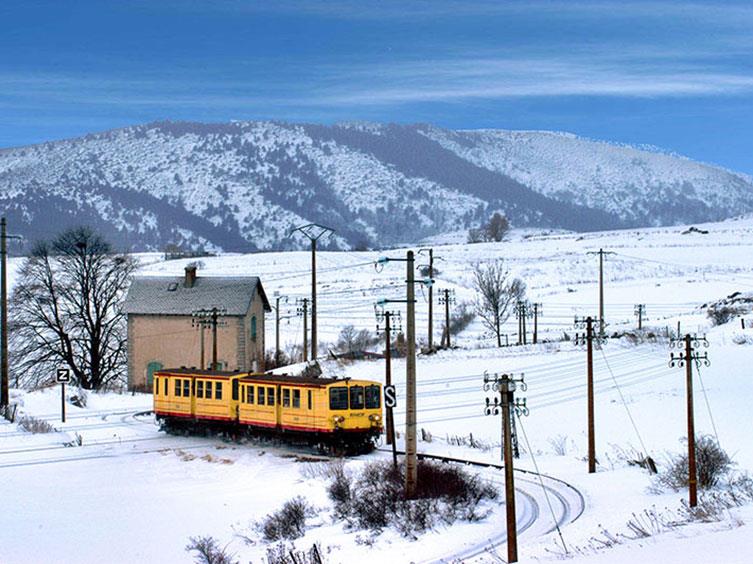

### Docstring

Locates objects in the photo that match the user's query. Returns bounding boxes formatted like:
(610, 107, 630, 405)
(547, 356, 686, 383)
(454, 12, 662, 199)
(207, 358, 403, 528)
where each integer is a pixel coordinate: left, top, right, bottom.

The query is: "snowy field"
(2, 215, 753, 563)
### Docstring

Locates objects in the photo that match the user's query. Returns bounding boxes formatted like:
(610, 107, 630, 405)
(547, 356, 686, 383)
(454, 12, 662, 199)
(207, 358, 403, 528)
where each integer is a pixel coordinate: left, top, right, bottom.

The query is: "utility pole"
(1, 218, 21, 410)
(418, 248, 435, 350)
(375, 251, 422, 498)
(439, 288, 455, 348)
(405, 250, 417, 498)
(587, 248, 615, 339)
(514, 301, 529, 345)
(376, 308, 401, 464)
(532, 302, 542, 344)
(273, 294, 287, 366)
(575, 316, 598, 473)
(670, 334, 710, 508)
(291, 224, 334, 362)
(484, 372, 528, 564)
(297, 298, 309, 362)
(191, 308, 227, 370)
(634, 304, 646, 330)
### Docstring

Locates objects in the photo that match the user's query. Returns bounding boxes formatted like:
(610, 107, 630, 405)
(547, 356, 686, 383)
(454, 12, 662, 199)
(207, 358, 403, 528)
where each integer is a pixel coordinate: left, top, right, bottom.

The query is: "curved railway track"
(379, 449, 585, 563)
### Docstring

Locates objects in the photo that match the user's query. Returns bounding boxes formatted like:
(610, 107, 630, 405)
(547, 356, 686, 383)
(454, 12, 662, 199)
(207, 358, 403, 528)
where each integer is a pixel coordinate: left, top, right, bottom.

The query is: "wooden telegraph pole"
(376, 308, 400, 467)
(1, 218, 8, 408)
(484, 372, 528, 564)
(532, 303, 542, 344)
(670, 334, 710, 507)
(587, 248, 615, 339)
(575, 316, 597, 473)
(439, 288, 454, 348)
(375, 251, 421, 497)
(634, 304, 646, 330)
(297, 298, 309, 362)
(291, 224, 333, 362)
(191, 308, 227, 370)
(405, 250, 417, 497)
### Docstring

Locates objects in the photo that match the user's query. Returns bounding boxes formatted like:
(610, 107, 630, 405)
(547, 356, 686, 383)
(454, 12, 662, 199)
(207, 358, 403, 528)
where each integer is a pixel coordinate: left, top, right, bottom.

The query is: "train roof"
(155, 368, 377, 387)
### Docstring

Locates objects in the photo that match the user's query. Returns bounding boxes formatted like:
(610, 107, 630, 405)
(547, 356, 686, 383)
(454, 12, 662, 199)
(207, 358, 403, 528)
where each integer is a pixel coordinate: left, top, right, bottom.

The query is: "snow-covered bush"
(656, 435, 733, 490)
(17, 414, 54, 434)
(261, 497, 311, 541)
(185, 536, 236, 564)
(329, 460, 498, 536)
(265, 542, 326, 564)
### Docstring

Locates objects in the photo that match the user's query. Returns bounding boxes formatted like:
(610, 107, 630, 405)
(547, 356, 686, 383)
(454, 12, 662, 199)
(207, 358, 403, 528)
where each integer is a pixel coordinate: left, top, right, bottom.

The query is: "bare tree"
(336, 325, 375, 353)
(484, 212, 510, 242)
(472, 260, 525, 347)
(9, 227, 138, 390)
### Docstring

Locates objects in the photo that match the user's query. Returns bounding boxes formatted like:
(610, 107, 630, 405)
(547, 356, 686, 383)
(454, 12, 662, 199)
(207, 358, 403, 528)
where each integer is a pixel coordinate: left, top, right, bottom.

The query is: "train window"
(292, 389, 301, 409)
(175, 379, 181, 397)
(183, 379, 190, 397)
(247, 385, 254, 404)
(365, 385, 380, 409)
(216, 382, 223, 400)
(164, 378, 168, 396)
(153, 378, 158, 396)
(329, 387, 348, 410)
(206, 381, 213, 399)
(267, 387, 275, 406)
(197, 381, 204, 399)
(350, 386, 364, 410)
(282, 388, 291, 407)
(258, 386, 265, 405)
(308, 390, 312, 410)
(232, 379, 239, 401)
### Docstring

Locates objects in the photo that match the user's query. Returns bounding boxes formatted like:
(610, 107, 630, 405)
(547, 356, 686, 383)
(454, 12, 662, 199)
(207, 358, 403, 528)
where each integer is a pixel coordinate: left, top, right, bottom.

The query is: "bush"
(657, 435, 733, 490)
(326, 464, 353, 518)
(265, 542, 326, 564)
(17, 414, 54, 434)
(262, 497, 311, 541)
(328, 460, 498, 536)
(185, 536, 236, 564)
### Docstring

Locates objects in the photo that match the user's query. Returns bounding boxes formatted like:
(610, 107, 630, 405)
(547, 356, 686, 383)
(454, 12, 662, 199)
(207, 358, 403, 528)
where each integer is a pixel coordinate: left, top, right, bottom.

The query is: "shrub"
(326, 463, 353, 518)
(17, 414, 54, 434)
(657, 435, 733, 490)
(262, 496, 311, 541)
(329, 459, 498, 536)
(185, 536, 236, 564)
(265, 542, 326, 564)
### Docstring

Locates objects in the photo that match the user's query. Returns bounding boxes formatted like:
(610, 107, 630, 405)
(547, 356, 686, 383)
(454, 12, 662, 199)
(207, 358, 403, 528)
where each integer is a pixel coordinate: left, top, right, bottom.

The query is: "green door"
(146, 361, 163, 391)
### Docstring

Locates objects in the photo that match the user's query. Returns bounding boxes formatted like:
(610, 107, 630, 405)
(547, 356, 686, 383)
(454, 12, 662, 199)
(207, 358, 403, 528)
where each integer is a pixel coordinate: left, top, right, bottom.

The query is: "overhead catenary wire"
(516, 412, 569, 555)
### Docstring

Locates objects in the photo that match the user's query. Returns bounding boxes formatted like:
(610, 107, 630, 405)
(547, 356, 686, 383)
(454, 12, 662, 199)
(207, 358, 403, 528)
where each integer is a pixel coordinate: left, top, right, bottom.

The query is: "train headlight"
(369, 414, 381, 422)
(333, 416, 345, 424)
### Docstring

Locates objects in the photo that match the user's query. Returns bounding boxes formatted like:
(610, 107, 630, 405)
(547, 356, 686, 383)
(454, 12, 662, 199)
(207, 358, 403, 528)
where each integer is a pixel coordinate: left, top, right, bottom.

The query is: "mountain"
(0, 120, 751, 252)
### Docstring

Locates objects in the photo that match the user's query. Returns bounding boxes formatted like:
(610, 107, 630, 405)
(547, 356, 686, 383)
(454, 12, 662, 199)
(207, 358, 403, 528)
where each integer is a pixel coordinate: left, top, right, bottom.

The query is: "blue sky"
(2, 1, 753, 173)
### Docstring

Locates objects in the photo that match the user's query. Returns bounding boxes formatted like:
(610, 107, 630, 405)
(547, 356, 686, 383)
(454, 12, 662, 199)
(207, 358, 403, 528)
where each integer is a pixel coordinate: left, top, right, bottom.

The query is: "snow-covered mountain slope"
(422, 125, 753, 226)
(0, 120, 750, 251)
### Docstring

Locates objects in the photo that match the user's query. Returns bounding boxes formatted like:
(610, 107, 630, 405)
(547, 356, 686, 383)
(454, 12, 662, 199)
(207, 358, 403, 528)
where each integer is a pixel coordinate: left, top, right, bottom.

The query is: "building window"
(146, 361, 163, 389)
(250, 316, 257, 342)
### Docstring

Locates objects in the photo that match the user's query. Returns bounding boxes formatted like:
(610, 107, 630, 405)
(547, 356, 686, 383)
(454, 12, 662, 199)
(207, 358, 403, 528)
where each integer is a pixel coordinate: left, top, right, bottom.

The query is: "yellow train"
(152, 368, 383, 453)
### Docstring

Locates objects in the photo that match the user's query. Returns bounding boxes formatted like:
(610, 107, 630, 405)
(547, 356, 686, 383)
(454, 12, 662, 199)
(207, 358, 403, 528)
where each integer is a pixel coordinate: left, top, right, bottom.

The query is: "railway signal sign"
(56, 368, 71, 384)
(384, 384, 397, 408)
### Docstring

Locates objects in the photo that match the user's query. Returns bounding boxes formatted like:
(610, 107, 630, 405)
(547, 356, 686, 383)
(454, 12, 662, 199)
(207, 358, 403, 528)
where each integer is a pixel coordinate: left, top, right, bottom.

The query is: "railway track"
(378, 449, 585, 563)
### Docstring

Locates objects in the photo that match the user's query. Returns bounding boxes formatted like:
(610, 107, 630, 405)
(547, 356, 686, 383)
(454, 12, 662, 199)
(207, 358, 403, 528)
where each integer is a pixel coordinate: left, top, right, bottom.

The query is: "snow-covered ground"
(2, 215, 752, 563)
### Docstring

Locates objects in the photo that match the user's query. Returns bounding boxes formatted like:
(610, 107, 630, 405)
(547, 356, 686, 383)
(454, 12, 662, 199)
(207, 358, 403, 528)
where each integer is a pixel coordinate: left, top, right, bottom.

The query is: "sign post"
(56, 368, 71, 423)
(384, 384, 397, 468)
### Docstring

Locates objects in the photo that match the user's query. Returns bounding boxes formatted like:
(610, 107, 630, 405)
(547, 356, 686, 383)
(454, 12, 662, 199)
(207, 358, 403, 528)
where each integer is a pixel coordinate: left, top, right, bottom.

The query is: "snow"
(2, 215, 753, 562)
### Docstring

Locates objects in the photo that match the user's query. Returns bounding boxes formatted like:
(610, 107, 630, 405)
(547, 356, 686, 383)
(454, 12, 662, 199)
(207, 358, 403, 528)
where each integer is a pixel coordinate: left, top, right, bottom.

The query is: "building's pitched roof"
(123, 276, 271, 315)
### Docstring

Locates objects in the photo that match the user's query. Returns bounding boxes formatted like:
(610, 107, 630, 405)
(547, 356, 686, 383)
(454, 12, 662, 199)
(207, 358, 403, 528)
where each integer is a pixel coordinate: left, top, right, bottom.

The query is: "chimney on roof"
(184, 265, 197, 288)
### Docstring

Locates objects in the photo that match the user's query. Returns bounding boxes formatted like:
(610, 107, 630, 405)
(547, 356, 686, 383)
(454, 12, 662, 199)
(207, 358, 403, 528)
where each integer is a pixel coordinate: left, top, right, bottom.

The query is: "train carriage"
(153, 368, 382, 453)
